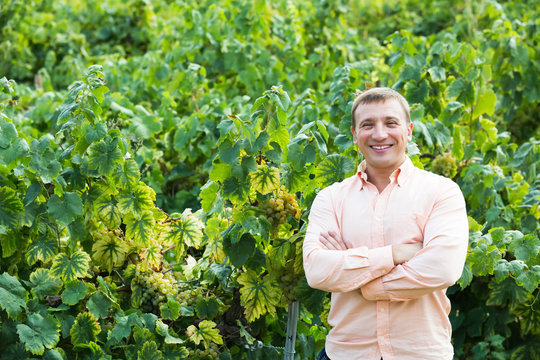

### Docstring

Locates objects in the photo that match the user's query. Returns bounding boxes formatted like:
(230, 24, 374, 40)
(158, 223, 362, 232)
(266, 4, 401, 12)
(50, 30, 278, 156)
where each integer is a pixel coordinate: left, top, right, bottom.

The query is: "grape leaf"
(28, 268, 62, 300)
(47, 192, 83, 226)
(315, 154, 355, 188)
(200, 181, 220, 213)
(237, 271, 281, 322)
(26, 235, 58, 266)
(16, 313, 60, 355)
(515, 265, 540, 293)
(91, 231, 129, 272)
(186, 320, 223, 348)
(0, 272, 27, 319)
(222, 176, 250, 204)
(224, 232, 256, 268)
(50, 250, 91, 282)
(125, 211, 155, 246)
(509, 233, 539, 263)
(88, 136, 123, 176)
(165, 209, 204, 250)
(70, 312, 101, 346)
(95, 195, 122, 229)
(0, 116, 17, 148)
(155, 319, 184, 344)
(139, 240, 163, 270)
(249, 165, 280, 195)
(87, 292, 111, 319)
(62, 280, 89, 305)
(117, 183, 156, 218)
(137, 340, 163, 360)
(0, 186, 24, 229)
(112, 159, 140, 189)
(160, 299, 181, 321)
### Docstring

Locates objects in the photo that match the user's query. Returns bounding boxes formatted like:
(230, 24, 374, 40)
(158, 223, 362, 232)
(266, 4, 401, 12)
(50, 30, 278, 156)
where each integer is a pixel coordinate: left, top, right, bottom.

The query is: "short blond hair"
(351, 87, 410, 127)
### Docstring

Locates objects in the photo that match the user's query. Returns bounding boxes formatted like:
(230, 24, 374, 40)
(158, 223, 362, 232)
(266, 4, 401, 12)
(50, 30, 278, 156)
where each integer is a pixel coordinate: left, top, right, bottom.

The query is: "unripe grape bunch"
(177, 286, 206, 307)
(431, 153, 458, 178)
(187, 342, 220, 359)
(260, 186, 301, 228)
(275, 260, 302, 306)
(131, 263, 178, 314)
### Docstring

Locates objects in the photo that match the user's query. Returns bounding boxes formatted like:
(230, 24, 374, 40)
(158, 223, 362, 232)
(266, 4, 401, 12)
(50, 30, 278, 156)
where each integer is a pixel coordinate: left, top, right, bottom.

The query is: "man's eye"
(361, 123, 373, 128)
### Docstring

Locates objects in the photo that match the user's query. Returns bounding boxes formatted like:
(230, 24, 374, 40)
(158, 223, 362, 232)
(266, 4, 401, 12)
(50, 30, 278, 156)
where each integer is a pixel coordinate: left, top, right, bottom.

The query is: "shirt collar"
(356, 157, 413, 189)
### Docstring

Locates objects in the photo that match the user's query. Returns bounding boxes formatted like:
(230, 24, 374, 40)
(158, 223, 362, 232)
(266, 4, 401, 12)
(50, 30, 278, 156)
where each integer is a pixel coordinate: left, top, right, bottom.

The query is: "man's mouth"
(370, 145, 392, 150)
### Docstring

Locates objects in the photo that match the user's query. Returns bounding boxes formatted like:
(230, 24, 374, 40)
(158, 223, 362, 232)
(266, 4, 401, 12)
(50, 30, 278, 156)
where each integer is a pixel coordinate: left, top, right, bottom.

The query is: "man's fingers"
(320, 231, 344, 250)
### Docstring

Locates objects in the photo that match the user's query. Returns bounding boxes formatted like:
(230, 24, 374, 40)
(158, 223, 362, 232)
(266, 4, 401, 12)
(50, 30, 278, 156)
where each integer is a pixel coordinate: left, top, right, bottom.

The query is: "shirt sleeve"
(303, 186, 395, 293)
(360, 180, 468, 301)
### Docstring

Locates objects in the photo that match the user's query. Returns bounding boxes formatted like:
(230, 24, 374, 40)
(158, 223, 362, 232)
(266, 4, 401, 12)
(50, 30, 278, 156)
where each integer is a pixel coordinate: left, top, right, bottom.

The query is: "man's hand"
(392, 243, 423, 265)
(319, 230, 348, 250)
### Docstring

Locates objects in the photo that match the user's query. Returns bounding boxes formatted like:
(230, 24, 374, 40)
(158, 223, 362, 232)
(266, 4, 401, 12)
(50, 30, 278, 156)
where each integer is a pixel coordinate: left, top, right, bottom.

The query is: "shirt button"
(375, 296, 380, 300)
(379, 336, 385, 341)
(381, 269, 386, 274)
(380, 308, 385, 312)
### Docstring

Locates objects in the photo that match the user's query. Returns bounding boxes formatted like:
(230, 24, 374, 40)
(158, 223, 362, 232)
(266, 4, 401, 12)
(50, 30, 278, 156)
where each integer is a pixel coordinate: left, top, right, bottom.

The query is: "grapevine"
(260, 186, 301, 233)
(130, 263, 178, 314)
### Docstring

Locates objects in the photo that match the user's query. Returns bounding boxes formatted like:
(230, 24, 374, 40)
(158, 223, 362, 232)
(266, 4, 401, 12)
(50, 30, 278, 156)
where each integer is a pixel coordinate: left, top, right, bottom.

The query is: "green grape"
(131, 263, 179, 314)
(431, 153, 458, 178)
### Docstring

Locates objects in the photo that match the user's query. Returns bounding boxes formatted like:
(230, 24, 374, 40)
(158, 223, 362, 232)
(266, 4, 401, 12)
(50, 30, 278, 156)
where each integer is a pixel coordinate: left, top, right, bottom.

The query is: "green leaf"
(155, 319, 184, 344)
(166, 208, 204, 250)
(222, 176, 250, 204)
(62, 280, 89, 305)
(224, 232, 256, 267)
(109, 313, 144, 343)
(457, 263, 473, 290)
(509, 233, 539, 263)
(47, 192, 83, 226)
(315, 154, 356, 188)
(218, 139, 240, 164)
(237, 271, 281, 322)
(88, 136, 123, 176)
(472, 90, 497, 119)
(125, 211, 155, 245)
(186, 320, 223, 348)
(428, 66, 446, 82)
(200, 181, 220, 213)
(16, 313, 60, 355)
(70, 312, 101, 346)
(195, 298, 219, 320)
(160, 299, 181, 321)
(0, 117, 17, 148)
(137, 340, 163, 360)
(117, 183, 156, 218)
(50, 250, 91, 282)
(515, 265, 540, 293)
(249, 165, 280, 195)
(95, 195, 122, 229)
(28, 268, 62, 300)
(87, 292, 111, 319)
(26, 235, 58, 266)
(0, 272, 27, 319)
(91, 231, 129, 272)
(209, 162, 231, 182)
(112, 159, 140, 189)
(0, 186, 24, 229)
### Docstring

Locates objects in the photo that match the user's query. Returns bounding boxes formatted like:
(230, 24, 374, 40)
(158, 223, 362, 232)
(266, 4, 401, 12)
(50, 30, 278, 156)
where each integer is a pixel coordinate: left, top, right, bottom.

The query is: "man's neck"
(365, 168, 393, 193)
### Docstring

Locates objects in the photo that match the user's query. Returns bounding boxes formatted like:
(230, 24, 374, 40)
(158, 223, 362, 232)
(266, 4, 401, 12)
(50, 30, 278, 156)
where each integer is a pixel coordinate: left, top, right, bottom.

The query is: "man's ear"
(406, 121, 413, 141)
(351, 125, 357, 144)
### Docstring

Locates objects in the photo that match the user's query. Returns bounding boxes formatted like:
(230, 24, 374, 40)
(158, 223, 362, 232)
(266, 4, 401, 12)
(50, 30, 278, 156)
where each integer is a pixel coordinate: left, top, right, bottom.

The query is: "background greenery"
(0, 0, 538, 359)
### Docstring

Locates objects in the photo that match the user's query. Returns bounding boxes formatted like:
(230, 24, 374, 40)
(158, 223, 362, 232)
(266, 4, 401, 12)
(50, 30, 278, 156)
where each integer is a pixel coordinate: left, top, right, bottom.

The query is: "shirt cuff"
(360, 246, 394, 301)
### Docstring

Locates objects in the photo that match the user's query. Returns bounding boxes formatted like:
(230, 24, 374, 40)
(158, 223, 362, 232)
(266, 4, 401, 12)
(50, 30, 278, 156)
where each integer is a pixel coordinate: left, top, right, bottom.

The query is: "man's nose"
(372, 123, 387, 139)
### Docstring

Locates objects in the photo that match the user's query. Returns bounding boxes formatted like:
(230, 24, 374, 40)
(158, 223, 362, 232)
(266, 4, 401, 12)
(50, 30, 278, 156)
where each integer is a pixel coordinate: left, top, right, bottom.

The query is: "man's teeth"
(372, 145, 391, 149)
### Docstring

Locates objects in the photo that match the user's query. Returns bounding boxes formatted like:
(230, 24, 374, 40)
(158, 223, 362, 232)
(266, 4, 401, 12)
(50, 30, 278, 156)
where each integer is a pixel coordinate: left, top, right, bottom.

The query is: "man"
(303, 87, 468, 360)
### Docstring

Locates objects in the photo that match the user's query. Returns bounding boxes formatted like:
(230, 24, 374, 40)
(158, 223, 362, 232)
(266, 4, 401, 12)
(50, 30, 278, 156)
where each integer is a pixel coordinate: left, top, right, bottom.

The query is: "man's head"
(351, 87, 410, 128)
(350, 87, 413, 176)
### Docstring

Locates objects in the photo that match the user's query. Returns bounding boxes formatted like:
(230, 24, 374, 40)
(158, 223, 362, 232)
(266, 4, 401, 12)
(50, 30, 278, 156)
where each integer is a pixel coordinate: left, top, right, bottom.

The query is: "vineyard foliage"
(0, 0, 539, 359)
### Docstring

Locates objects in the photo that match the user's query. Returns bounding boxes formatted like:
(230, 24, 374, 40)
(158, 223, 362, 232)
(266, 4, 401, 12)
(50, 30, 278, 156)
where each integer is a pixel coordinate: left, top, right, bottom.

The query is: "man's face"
(351, 99, 413, 175)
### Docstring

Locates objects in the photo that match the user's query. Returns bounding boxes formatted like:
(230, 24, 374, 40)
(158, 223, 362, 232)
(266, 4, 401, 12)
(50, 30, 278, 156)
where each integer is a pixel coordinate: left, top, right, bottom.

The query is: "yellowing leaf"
(249, 165, 280, 195)
(165, 209, 204, 252)
(237, 271, 281, 322)
(95, 195, 122, 229)
(50, 250, 91, 282)
(125, 211, 155, 246)
(139, 240, 163, 270)
(70, 312, 101, 346)
(186, 320, 223, 348)
(117, 183, 156, 218)
(92, 231, 129, 272)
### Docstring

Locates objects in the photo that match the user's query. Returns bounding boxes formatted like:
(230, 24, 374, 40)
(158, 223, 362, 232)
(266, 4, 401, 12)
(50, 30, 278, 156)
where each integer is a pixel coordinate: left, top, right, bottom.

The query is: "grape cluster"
(177, 286, 205, 307)
(275, 260, 302, 306)
(187, 343, 220, 359)
(260, 186, 300, 227)
(131, 264, 178, 314)
(431, 153, 458, 178)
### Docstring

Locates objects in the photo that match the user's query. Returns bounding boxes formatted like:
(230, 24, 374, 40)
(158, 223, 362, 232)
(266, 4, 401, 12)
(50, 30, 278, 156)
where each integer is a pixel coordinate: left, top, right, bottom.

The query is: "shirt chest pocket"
(387, 211, 426, 244)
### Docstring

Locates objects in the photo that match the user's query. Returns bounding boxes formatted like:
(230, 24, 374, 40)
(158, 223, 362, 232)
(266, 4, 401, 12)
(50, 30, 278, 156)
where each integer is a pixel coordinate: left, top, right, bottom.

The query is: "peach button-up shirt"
(303, 157, 468, 360)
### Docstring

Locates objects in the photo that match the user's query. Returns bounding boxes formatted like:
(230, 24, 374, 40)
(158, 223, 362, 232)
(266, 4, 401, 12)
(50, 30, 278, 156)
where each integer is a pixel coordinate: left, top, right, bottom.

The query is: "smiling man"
(303, 87, 469, 360)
